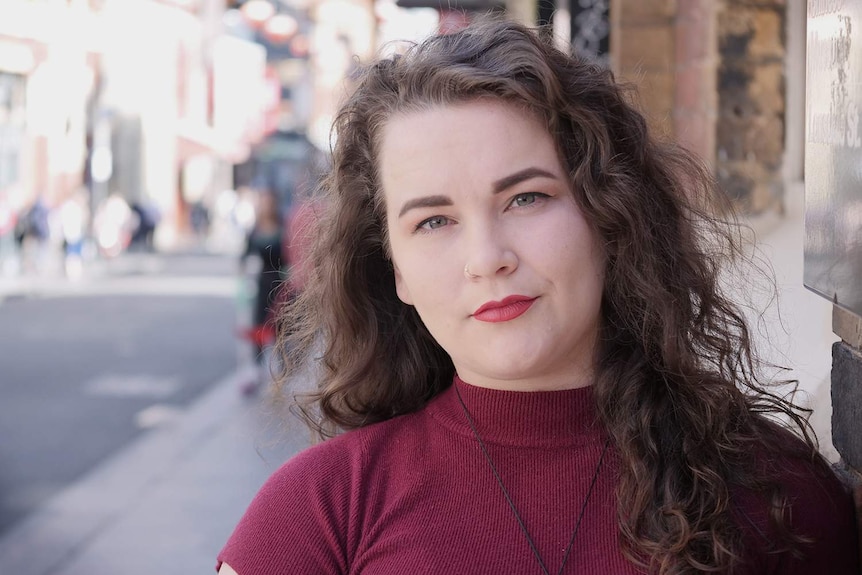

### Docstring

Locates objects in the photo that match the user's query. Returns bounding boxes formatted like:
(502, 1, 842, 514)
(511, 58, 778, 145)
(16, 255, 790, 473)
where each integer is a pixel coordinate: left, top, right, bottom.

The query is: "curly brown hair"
(276, 16, 824, 574)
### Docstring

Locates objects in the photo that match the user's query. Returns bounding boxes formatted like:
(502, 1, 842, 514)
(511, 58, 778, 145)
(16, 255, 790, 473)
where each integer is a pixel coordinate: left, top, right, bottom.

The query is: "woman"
(218, 17, 859, 574)
(239, 189, 284, 392)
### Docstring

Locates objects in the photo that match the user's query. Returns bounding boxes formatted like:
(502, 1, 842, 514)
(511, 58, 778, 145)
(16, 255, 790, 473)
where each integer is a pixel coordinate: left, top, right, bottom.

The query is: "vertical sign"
(805, 0, 862, 316)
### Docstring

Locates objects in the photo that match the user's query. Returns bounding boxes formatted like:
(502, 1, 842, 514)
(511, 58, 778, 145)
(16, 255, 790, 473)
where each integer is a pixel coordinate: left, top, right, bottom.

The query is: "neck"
(454, 370, 595, 392)
(427, 376, 602, 448)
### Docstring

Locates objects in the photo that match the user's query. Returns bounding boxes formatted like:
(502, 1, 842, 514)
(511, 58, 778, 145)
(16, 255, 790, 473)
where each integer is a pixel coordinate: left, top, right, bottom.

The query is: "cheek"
(387, 222, 413, 305)
(393, 257, 458, 317)
(392, 263, 414, 306)
(540, 224, 603, 287)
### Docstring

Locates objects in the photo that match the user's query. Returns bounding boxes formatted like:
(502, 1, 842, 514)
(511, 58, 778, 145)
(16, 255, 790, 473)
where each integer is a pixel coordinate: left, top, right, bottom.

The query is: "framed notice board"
(805, 0, 862, 317)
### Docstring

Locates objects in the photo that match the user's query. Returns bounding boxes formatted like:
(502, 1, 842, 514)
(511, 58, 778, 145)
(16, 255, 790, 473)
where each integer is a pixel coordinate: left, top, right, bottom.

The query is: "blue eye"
(416, 216, 450, 231)
(510, 192, 545, 208)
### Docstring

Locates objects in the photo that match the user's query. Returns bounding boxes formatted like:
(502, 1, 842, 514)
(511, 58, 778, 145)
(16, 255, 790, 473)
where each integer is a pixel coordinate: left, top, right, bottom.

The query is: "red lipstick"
(472, 295, 536, 323)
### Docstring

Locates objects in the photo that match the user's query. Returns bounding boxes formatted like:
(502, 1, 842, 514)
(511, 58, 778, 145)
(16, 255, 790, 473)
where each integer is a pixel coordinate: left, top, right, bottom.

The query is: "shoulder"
(775, 450, 855, 535)
(244, 415, 418, 521)
(273, 409, 431, 485)
(778, 458, 858, 572)
(736, 429, 859, 573)
(217, 411, 433, 575)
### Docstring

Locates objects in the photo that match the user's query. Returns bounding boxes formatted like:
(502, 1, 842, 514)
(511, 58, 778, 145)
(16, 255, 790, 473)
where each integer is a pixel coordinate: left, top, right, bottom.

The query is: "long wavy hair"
(276, 16, 825, 574)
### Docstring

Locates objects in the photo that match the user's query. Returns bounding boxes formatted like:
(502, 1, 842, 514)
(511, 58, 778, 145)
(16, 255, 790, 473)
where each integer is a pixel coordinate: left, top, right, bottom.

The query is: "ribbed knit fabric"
(218, 377, 859, 574)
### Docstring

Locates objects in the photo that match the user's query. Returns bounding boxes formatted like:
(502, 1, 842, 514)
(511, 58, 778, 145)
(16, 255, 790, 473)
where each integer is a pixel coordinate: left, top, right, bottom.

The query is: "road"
(0, 251, 247, 535)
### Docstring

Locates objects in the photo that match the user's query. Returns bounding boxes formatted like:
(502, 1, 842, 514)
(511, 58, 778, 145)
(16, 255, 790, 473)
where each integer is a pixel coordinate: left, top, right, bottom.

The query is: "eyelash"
(415, 216, 450, 232)
(508, 192, 548, 208)
(412, 192, 550, 233)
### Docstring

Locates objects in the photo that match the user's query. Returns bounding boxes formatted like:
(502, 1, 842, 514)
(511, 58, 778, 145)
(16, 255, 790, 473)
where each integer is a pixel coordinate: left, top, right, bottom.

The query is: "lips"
(472, 295, 537, 323)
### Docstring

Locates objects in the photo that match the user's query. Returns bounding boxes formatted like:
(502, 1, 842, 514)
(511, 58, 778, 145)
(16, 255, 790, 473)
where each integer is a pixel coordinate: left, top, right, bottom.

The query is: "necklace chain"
(455, 385, 610, 575)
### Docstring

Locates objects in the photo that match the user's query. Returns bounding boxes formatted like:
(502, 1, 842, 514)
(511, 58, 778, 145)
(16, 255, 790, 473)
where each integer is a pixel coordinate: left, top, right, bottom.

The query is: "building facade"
(0, 0, 275, 252)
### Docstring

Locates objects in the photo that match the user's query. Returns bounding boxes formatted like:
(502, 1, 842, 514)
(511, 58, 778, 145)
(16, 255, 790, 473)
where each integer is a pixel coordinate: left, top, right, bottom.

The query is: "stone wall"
(832, 307, 862, 545)
(716, 0, 786, 214)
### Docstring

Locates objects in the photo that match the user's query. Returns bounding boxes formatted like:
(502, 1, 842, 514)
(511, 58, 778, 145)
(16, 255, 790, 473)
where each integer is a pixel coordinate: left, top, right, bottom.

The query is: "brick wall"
(610, 0, 676, 138)
(610, 0, 787, 215)
(611, 0, 861, 557)
(675, 0, 716, 165)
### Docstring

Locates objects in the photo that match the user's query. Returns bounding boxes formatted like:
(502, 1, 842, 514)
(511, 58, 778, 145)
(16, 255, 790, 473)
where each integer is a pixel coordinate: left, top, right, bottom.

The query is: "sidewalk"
(0, 365, 310, 575)
(0, 249, 234, 304)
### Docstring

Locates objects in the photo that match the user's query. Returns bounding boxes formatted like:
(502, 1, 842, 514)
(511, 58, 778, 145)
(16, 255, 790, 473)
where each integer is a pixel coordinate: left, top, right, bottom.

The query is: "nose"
(463, 221, 518, 280)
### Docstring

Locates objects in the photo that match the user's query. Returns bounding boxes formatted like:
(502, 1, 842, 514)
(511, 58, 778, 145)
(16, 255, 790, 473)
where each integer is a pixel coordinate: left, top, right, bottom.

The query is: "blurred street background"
(0, 0, 845, 574)
(0, 1, 444, 572)
(0, 252, 238, 535)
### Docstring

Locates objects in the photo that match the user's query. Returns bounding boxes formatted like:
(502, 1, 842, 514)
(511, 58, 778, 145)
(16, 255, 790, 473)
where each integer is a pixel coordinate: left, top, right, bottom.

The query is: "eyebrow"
(397, 166, 559, 218)
(398, 195, 452, 218)
(491, 167, 558, 194)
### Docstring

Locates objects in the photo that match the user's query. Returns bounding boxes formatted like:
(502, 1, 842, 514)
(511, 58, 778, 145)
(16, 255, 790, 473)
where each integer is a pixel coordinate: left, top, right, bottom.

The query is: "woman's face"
(381, 100, 605, 391)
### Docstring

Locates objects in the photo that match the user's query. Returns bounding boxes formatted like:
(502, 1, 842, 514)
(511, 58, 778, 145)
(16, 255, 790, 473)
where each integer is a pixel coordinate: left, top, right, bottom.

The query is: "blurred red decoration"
(290, 34, 309, 57)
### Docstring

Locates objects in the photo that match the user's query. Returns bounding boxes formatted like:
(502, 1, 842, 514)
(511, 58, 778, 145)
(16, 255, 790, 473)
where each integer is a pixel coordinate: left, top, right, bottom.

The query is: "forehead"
(381, 99, 548, 150)
(378, 101, 562, 197)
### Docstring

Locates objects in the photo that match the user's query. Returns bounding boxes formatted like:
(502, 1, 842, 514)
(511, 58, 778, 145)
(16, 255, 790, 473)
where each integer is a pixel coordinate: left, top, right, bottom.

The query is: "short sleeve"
(217, 436, 363, 575)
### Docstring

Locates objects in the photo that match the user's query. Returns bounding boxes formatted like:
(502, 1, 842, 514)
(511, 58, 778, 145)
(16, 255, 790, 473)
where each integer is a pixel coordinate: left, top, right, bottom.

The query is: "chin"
(487, 366, 541, 385)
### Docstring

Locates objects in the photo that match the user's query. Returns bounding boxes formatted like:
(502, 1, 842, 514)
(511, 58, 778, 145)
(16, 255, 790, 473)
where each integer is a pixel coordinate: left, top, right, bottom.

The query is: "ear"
(393, 263, 413, 305)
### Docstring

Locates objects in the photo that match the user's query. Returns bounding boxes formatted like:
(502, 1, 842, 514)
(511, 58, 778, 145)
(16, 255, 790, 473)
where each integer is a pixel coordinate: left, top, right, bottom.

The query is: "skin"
(382, 100, 606, 392)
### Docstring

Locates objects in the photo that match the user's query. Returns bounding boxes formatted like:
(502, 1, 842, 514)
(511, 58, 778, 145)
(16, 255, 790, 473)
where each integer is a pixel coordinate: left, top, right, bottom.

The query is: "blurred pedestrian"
(189, 201, 210, 238)
(218, 17, 859, 575)
(59, 189, 89, 280)
(93, 195, 133, 258)
(15, 196, 51, 275)
(238, 189, 284, 394)
(0, 189, 17, 276)
(129, 201, 160, 251)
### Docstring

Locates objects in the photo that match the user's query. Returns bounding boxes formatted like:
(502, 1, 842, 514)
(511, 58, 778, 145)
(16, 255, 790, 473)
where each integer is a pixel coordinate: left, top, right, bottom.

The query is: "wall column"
(610, 0, 677, 138)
